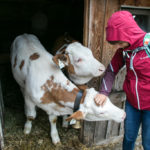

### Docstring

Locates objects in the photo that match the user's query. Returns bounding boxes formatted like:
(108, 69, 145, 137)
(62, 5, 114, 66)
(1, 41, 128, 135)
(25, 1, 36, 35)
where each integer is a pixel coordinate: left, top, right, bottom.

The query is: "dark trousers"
(123, 100, 150, 150)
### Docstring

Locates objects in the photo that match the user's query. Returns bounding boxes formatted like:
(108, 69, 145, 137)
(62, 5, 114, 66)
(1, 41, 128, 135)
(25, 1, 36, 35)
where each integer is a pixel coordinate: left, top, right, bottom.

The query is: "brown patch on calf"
(65, 54, 75, 74)
(19, 60, 25, 70)
(66, 110, 84, 121)
(40, 76, 79, 106)
(52, 53, 75, 74)
(29, 53, 40, 60)
(13, 55, 17, 68)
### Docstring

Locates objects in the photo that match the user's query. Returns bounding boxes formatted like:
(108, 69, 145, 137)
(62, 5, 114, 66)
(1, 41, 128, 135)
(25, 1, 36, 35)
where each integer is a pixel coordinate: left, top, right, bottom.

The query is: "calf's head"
(66, 88, 126, 123)
(52, 42, 105, 85)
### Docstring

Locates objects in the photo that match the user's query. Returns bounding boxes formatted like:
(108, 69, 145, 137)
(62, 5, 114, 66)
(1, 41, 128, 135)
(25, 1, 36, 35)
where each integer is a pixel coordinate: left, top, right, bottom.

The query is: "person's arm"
(95, 49, 125, 106)
(99, 64, 115, 96)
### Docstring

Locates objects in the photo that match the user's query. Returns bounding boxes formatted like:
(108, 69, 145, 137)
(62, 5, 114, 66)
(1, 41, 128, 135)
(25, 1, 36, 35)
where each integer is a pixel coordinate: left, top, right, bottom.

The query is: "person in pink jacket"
(95, 10, 150, 150)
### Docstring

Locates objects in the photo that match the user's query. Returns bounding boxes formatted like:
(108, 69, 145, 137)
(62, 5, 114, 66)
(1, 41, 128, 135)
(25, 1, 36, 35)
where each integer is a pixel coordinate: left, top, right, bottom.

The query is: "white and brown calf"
(11, 34, 125, 144)
(52, 34, 105, 85)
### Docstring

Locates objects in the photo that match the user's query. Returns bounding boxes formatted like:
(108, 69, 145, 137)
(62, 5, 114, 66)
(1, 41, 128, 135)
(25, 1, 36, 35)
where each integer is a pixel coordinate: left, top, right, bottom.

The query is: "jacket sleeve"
(99, 49, 124, 96)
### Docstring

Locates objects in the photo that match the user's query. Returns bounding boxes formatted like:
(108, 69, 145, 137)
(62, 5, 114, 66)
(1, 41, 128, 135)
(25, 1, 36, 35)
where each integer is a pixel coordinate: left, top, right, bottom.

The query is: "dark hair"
(108, 41, 124, 45)
(108, 41, 130, 49)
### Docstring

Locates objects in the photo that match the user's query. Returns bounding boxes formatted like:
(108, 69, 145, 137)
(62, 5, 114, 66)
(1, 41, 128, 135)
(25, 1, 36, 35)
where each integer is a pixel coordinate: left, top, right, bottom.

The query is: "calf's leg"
(48, 114, 60, 144)
(24, 97, 36, 135)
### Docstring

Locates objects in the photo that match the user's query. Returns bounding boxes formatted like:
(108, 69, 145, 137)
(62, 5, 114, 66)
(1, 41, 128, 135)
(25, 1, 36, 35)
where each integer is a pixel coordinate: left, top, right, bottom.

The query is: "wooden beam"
(0, 80, 4, 150)
(120, 0, 150, 7)
(83, 0, 90, 47)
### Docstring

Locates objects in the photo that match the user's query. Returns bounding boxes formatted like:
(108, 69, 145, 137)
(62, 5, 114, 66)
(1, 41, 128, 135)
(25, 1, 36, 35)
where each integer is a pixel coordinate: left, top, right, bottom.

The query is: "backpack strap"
(129, 46, 147, 70)
(123, 33, 150, 70)
(143, 33, 150, 57)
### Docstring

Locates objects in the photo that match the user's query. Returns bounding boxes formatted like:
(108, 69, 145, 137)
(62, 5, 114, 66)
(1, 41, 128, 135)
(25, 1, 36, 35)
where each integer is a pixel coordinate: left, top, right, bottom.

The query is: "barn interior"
(1, 0, 150, 150)
(0, 0, 89, 149)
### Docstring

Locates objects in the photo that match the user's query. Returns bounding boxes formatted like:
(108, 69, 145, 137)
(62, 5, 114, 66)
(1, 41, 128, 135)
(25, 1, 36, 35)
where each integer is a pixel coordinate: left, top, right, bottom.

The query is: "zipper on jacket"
(132, 53, 141, 110)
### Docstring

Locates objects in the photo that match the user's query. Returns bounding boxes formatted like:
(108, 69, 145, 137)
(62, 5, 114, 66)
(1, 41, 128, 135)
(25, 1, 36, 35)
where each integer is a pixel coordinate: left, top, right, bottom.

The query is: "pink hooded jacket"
(100, 11, 150, 110)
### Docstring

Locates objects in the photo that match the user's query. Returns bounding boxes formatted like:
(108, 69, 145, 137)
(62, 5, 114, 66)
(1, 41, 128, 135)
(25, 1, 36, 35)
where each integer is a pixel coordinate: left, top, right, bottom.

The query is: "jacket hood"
(106, 11, 146, 50)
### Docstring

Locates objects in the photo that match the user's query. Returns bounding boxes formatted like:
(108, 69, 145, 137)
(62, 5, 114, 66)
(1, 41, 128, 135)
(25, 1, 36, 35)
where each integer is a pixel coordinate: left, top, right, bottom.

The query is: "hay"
(4, 106, 125, 150)
(4, 107, 85, 150)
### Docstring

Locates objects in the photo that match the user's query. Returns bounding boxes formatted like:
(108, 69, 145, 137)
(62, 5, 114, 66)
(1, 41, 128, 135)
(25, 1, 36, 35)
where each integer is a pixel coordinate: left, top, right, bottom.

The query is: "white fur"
(11, 34, 125, 145)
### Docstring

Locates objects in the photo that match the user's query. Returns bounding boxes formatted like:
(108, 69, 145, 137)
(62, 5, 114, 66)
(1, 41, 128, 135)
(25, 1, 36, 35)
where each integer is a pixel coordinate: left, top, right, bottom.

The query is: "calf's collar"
(73, 90, 83, 112)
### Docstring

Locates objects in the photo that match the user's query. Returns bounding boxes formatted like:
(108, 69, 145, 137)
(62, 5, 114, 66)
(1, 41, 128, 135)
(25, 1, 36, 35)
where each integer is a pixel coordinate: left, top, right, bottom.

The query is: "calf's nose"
(99, 65, 105, 72)
(122, 112, 126, 120)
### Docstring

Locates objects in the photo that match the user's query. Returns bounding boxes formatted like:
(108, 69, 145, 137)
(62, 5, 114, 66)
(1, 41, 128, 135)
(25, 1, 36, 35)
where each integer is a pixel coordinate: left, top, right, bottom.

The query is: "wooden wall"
(81, 0, 150, 146)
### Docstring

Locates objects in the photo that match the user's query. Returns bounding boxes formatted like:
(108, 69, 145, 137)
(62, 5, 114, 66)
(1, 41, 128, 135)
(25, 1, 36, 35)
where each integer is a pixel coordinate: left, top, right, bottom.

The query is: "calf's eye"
(77, 58, 82, 63)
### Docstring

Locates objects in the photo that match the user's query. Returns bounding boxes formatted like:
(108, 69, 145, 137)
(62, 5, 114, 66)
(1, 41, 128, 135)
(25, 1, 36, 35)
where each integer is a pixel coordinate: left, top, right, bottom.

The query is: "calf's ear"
(66, 110, 84, 121)
(52, 54, 69, 68)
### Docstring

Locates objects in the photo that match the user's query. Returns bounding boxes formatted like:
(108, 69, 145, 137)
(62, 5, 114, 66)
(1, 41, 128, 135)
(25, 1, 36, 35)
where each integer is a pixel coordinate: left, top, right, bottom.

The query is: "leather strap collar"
(73, 90, 83, 112)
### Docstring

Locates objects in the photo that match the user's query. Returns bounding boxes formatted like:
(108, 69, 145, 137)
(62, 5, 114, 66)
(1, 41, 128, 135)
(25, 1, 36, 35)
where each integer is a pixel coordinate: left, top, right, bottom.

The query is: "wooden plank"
(93, 121, 107, 144)
(119, 0, 135, 6)
(119, 102, 125, 135)
(120, 0, 150, 7)
(106, 121, 113, 139)
(110, 121, 120, 137)
(83, 0, 90, 47)
(101, 0, 120, 67)
(80, 120, 96, 146)
(135, 0, 150, 7)
(0, 80, 4, 149)
(95, 135, 123, 146)
(0, 120, 4, 150)
(109, 92, 126, 105)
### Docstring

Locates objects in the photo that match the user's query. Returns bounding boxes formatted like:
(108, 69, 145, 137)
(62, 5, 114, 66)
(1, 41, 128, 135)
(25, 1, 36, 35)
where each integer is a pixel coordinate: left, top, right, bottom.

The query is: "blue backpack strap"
(130, 46, 147, 70)
(124, 33, 150, 70)
(143, 33, 150, 57)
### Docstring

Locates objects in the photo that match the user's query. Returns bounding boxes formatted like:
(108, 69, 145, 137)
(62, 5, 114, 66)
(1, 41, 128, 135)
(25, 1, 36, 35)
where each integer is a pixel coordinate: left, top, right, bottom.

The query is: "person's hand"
(94, 93, 107, 106)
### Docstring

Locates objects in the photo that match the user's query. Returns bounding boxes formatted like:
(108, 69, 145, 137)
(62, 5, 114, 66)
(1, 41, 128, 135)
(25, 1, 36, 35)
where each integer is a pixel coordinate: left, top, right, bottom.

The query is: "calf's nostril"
(99, 69, 104, 72)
